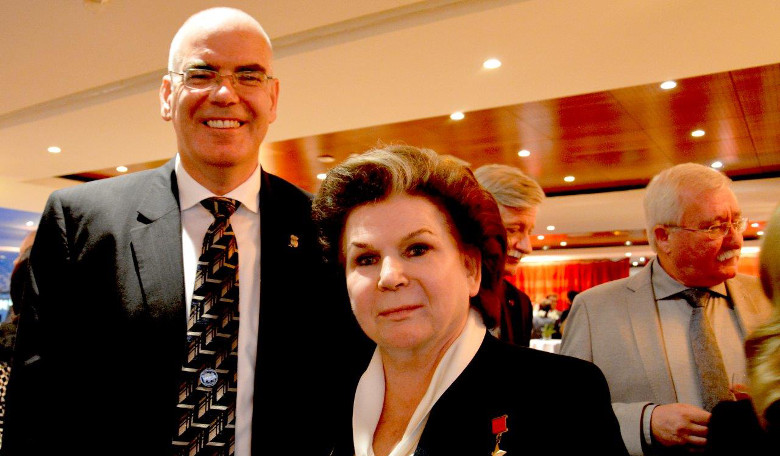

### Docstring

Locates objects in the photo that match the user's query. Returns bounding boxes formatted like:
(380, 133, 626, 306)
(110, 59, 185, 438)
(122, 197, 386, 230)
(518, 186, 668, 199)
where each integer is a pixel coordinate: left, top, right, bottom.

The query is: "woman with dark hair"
(313, 145, 627, 456)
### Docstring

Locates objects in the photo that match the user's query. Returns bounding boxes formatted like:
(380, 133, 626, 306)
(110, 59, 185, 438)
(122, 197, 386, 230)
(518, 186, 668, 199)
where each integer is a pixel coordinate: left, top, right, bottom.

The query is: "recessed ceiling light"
(563, 175, 575, 182)
(317, 154, 335, 163)
(116, 165, 128, 173)
(450, 111, 465, 121)
(751, 222, 759, 228)
(660, 80, 677, 90)
(517, 149, 531, 157)
(316, 173, 327, 180)
(691, 129, 705, 137)
(26, 221, 34, 227)
(625, 241, 632, 246)
(47, 146, 61, 154)
(483, 58, 502, 69)
(546, 225, 555, 231)
(560, 241, 567, 247)
(757, 230, 765, 236)
(711, 161, 723, 169)
(639, 257, 646, 262)
(537, 235, 544, 240)
(625, 252, 633, 257)
(542, 245, 549, 250)
(632, 261, 639, 267)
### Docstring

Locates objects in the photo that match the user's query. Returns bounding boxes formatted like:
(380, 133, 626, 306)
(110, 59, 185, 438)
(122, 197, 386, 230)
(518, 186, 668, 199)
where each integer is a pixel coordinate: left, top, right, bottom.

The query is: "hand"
(731, 373, 750, 401)
(650, 403, 711, 450)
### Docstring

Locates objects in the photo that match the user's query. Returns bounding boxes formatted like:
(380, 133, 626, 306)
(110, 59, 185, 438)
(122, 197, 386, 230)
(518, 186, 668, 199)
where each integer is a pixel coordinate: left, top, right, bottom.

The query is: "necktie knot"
(680, 288, 710, 308)
(201, 197, 240, 219)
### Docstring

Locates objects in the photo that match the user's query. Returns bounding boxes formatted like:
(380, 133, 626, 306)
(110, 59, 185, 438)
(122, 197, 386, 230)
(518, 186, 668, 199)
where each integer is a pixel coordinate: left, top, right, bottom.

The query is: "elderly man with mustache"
(561, 163, 771, 456)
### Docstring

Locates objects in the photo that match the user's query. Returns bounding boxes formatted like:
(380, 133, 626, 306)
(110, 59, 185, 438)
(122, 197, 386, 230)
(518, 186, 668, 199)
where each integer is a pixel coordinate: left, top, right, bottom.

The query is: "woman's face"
(341, 193, 481, 357)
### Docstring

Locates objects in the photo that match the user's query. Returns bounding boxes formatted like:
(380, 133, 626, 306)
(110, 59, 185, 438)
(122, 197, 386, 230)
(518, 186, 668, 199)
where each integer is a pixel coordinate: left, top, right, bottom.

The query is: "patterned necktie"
(680, 288, 734, 412)
(173, 197, 241, 456)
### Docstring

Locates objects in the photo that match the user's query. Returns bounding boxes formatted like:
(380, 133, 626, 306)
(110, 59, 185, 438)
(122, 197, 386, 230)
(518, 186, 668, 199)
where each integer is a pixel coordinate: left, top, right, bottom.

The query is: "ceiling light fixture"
(560, 241, 567, 247)
(316, 173, 327, 180)
(546, 225, 555, 231)
(537, 235, 544, 240)
(625, 241, 632, 246)
(483, 58, 502, 69)
(691, 129, 705, 137)
(632, 261, 639, 267)
(450, 111, 465, 121)
(751, 222, 759, 228)
(660, 80, 677, 90)
(47, 146, 61, 154)
(757, 230, 765, 236)
(116, 165, 128, 173)
(517, 149, 530, 157)
(625, 252, 633, 257)
(711, 161, 723, 169)
(564, 175, 575, 182)
(26, 221, 34, 227)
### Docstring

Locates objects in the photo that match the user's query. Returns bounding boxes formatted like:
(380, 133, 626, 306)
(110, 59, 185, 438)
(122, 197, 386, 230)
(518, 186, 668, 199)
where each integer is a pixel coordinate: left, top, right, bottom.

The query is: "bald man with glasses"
(561, 163, 771, 456)
(3, 7, 368, 456)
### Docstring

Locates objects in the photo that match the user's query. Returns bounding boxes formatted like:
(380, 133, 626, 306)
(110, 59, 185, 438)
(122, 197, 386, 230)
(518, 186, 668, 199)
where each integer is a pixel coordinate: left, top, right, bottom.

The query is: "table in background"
(530, 338, 561, 354)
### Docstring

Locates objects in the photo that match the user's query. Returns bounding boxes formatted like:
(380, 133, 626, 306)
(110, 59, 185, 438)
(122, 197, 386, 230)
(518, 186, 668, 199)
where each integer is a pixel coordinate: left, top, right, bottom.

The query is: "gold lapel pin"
(289, 234, 299, 248)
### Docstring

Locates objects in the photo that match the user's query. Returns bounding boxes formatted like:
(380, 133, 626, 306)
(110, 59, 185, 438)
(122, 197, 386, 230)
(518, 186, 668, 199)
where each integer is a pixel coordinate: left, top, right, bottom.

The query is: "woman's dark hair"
(312, 145, 506, 327)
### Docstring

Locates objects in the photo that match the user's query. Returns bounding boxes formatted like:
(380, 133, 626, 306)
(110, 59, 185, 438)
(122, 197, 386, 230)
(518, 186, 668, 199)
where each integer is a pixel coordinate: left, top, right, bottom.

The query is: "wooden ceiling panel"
(745, 113, 780, 157)
(731, 63, 780, 117)
(509, 92, 643, 140)
(612, 72, 742, 129)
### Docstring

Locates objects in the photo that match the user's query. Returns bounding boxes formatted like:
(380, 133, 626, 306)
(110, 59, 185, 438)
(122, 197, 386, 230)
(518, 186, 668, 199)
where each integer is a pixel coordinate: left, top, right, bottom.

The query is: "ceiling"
(1, 0, 778, 262)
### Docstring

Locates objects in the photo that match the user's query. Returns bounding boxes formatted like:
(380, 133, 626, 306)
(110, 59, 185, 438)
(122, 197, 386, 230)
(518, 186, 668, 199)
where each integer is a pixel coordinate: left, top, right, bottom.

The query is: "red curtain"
(513, 259, 630, 310)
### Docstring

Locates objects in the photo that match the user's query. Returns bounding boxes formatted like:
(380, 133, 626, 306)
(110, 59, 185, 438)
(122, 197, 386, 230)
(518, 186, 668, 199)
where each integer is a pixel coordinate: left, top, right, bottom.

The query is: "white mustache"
(717, 249, 740, 262)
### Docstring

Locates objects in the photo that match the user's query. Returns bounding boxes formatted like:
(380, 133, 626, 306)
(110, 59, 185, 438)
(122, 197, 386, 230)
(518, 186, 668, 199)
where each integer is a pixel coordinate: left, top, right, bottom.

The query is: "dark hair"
(312, 145, 507, 327)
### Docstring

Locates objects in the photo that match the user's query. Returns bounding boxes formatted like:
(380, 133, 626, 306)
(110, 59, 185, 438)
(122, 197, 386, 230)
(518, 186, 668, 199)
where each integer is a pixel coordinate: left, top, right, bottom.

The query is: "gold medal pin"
(491, 414, 508, 456)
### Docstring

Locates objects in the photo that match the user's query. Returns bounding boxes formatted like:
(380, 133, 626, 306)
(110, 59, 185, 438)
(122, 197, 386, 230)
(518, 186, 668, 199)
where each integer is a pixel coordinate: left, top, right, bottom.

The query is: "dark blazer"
(3, 159, 370, 455)
(499, 280, 533, 347)
(333, 334, 629, 456)
(705, 399, 779, 456)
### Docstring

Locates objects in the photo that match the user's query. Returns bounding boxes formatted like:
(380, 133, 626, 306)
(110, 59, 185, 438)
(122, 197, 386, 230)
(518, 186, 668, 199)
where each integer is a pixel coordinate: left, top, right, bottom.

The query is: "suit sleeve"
(2, 193, 69, 453)
(560, 294, 649, 456)
(559, 295, 593, 361)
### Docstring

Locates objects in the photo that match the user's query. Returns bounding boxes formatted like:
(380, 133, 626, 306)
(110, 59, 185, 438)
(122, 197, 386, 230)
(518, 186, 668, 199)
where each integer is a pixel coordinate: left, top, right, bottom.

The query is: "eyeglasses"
(666, 216, 748, 238)
(169, 68, 276, 90)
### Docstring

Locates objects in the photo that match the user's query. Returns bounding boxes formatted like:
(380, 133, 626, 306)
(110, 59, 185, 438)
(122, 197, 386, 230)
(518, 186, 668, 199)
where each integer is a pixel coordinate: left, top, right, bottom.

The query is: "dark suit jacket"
(705, 399, 779, 456)
(499, 280, 533, 347)
(333, 334, 629, 456)
(3, 159, 370, 455)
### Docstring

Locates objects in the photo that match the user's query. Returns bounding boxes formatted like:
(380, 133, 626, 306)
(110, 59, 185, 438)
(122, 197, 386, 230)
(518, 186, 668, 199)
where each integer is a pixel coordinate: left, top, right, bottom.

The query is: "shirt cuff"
(641, 403, 657, 448)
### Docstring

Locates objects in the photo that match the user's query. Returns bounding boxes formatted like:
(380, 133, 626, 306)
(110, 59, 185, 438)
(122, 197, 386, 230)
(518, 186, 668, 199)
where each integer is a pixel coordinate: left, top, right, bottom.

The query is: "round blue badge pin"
(200, 368, 218, 387)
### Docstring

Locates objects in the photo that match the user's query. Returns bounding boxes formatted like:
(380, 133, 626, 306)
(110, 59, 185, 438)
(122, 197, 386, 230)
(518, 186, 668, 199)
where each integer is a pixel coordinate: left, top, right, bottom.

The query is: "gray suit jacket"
(3, 158, 370, 455)
(560, 260, 771, 455)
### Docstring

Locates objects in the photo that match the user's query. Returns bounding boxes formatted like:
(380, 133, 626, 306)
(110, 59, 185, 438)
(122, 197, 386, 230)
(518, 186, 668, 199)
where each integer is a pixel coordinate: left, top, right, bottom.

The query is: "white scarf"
(352, 308, 486, 456)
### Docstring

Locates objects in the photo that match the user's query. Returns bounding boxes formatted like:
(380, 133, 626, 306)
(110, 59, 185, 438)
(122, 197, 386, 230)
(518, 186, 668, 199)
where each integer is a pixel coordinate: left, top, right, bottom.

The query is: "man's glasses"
(169, 69, 276, 90)
(666, 216, 748, 239)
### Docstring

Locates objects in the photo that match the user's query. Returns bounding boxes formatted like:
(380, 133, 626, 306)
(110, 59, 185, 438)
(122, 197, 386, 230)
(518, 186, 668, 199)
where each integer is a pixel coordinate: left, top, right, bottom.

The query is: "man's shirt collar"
(175, 154, 260, 213)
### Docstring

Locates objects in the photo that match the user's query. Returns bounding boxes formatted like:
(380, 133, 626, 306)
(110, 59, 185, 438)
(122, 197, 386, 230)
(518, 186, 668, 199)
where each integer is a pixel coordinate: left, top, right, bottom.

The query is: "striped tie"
(173, 197, 240, 456)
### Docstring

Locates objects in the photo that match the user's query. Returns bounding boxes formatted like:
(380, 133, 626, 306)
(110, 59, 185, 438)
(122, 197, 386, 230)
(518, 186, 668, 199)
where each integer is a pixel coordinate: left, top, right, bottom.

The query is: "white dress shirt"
(176, 155, 261, 456)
